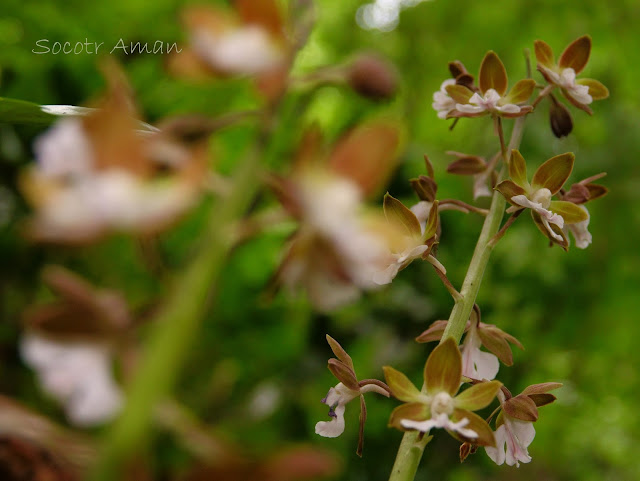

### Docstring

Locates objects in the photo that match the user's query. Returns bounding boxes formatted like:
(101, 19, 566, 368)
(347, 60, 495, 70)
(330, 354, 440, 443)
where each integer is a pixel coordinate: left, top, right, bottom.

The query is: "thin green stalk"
(88, 149, 263, 481)
(388, 115, 526, 481)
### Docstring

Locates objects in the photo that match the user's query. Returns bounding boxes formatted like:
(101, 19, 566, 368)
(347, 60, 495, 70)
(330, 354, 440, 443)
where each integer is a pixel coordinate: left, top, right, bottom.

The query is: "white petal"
(456, 103, 485, 114)
(192, 26, 283, 75)
(409, 201, 433, 232)
(315, 403, 346, 438)
(483, 89, 501, 103)
(372, 263, 400, 285)
(67, 370, 123, 426)
(503, 418, 535, 467)
(401, 418, 439, 433)
(567, 206, 592, 248)
(497, 103, 521, 114)
(34, 118, 94, 178)
(484, 424, 507, 465)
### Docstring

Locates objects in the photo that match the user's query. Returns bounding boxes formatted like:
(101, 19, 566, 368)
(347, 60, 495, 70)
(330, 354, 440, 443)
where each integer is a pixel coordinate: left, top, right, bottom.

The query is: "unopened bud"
(347, 54, 398, 101)
(549, 96, 573, 138)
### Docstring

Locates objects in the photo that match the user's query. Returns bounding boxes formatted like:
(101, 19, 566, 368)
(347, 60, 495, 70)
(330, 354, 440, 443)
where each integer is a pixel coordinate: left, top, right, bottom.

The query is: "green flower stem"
(89, 149, 263, 481)
(388, 115, 526, 481)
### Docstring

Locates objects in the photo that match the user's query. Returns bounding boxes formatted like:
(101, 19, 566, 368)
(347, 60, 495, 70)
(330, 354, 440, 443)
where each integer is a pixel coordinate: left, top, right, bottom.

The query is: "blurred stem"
(89, 138, 264, 481)
(388, 115, 527, 481)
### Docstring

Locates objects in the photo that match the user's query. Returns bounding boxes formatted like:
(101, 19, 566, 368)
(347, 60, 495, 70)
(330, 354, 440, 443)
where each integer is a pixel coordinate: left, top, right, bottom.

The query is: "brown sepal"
(502, 394, 539, 422)
(549, 95, 574, 138)
(415, 320, 449, 343)
(410, 175, 438, 202)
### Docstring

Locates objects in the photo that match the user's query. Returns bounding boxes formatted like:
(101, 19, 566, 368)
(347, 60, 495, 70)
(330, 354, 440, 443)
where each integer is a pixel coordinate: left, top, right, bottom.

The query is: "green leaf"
(454, 380, 502, 411)
(559, 35, 591, 74)
(0, 97, 57, 125)
(425, 338, 461, 396)
(383, 366, 422, 402)
(478, 51, 508, 96)
(531, 152, 575, 194)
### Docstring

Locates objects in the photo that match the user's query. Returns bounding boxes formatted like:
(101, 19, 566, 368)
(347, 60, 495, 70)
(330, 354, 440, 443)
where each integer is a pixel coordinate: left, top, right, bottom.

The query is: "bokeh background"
(1, 0, 639, 480)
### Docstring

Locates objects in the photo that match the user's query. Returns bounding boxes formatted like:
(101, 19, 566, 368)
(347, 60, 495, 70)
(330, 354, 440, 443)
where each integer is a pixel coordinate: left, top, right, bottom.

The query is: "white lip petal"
(315, 403, 346, 438)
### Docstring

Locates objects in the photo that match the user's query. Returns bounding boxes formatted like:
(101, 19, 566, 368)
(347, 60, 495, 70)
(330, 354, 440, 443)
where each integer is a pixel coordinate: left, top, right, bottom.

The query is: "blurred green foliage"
(1, 0, 639, 480)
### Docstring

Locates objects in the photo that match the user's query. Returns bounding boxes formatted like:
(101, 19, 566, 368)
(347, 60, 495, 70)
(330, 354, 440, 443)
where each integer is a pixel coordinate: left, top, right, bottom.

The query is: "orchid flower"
(384, 339, 501, 446)
(485, 383, 561, 466)
(445, 52, 534, 119)
(496, 150, 589, 249)
(315, 336, 390, 456)
(535, 36, 609, 114)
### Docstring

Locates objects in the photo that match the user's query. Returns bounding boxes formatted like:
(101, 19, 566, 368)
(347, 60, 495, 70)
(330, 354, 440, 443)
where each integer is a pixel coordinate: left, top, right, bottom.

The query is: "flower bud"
(549, 96, 573, 138)
(347, 54, 398, 101)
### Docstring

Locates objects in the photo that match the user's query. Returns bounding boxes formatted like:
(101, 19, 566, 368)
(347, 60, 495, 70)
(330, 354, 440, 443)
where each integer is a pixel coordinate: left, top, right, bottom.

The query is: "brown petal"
(549, 200, 589, 224)
(534, 40, 555, 69)
(445, 84, 474, 104)
(425, 338, 461, 396)
(415, 320, 449, 343)
(508, 150, 528, 188)
(521, 382, 563, 395)
(531, 210, 569, 250)
(495, 180, 527, 204)
(327, 359, 359, 391)
(448, 60, 469, 78)
(447, 156, 487, 175)
(410, 175, 438, 202)
(477, 328, 513, 366)
(454, 381, 502, 411)
(325, 335, 355, 372)
(576, 78, 610, 100)
(584, 183, 609, 201)
(531, 152, 574, 194)
(450, 409, 496, 447)
(504, 79, 536, 104)
(388, 403, 430, 431)
(559, 35, 591, 74)
(502, 394, 539, 422)
(328, 122, 402, 197)
(235, 0, 284, 38)
(423, 200, 439, 241)
(478, 51, 508, 96)
(383, 366, 422, 402)
(527, 393, 558, 407)
(383, 193, 422, 239)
